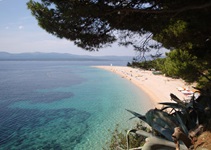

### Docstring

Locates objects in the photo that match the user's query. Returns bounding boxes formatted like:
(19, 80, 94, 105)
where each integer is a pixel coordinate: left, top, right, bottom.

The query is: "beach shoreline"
(94, 66, 195, 108)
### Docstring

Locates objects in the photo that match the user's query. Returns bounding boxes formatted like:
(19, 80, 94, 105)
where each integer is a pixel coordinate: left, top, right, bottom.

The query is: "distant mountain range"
(0, 52, 133, 61)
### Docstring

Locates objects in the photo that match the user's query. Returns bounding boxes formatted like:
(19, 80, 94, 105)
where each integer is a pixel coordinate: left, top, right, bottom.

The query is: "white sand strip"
(94, 66, 195, 108)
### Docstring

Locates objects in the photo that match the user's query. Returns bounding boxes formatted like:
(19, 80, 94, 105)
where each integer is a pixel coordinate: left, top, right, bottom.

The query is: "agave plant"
(126, 88, 211, 150)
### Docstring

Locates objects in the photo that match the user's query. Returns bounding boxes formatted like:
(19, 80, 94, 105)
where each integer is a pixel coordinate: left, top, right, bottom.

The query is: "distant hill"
(0, 52, 133, 61)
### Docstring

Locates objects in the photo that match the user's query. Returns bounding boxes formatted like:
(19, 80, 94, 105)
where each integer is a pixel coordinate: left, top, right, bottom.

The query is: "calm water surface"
(0, 61, 153, 150)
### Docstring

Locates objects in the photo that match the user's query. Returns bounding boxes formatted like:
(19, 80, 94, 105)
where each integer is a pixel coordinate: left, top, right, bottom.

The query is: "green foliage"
(27, 0, 116, 51)
(132, 60, 156, 70)
(162, 49, 198, 82)
(127, 62, 132, 67)
(27, 0, 211, 88)
(105, 123, 149, 150)
(130, 58, 165, 71)
(27, 0, 211, 54)
(166, 20, 187, 37)
(127, 92, 211, 148)
(197, 71, 211, 89)
(154, 58, 166, 71)
(104, 127, 127, 150)
(154, 20, 188, 48)
(130, 49, 210, 89)
(160, 49, 211, 88)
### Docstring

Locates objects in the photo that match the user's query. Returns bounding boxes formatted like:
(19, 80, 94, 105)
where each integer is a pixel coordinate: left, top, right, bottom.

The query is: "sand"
(94, 66, 195, 108)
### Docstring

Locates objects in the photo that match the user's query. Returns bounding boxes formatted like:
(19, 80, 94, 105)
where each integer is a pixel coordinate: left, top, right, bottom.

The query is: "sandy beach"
(95, 66, 195, 108)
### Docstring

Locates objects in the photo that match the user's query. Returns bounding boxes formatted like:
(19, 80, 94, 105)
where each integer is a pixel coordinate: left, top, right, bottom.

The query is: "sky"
(0, 0, 138, 56)
(0, 0, 167, 57)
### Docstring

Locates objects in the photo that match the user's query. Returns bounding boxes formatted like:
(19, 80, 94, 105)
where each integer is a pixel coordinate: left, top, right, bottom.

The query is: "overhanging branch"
(106, 2, 211, 16)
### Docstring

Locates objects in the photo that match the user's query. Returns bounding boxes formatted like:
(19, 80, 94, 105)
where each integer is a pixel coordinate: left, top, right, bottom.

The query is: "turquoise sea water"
(0, 61, 153, 150)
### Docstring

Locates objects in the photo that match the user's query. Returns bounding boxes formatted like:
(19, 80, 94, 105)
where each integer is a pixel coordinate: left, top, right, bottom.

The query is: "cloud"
(18, 25, 24, 29)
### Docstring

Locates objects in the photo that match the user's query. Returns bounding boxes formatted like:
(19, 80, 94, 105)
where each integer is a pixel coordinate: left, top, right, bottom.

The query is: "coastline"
(94, 66, 195, 108)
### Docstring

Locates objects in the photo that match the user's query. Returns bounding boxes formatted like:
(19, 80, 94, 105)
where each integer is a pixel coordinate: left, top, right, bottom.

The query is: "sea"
(0, 60, 153, 150)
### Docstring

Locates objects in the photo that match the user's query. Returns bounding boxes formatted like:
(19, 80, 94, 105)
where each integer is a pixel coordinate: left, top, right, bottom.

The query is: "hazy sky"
(0, 0, 168, 57)
(0, 0, 140, 56)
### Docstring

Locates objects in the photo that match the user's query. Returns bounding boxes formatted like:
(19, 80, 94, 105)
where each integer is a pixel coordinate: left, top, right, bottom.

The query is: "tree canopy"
(27, 0, 211, 88)
(27, 0, 210, 51)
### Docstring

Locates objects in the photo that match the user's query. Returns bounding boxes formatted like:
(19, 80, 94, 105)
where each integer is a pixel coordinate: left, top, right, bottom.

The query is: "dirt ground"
(194, 131, 211, 150)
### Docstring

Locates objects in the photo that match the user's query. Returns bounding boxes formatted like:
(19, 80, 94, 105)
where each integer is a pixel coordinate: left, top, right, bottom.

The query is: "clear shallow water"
(0, 61, 153, 150)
